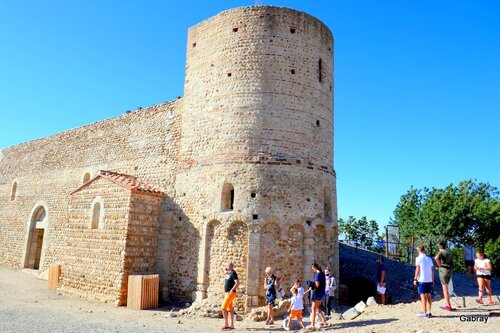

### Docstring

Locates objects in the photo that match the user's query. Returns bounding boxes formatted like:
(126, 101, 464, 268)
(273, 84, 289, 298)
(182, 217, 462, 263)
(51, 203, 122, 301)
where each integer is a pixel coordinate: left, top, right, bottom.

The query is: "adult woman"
(263, 266, 278, 324)
(474, 252, 494, 304)
(324, 268, 336, 315)
(307, 263, 328, 329)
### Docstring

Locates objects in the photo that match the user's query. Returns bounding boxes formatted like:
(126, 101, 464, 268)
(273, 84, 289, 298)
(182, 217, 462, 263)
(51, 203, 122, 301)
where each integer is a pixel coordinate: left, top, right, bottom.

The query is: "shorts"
(313, 291, 326, 302)
(417, 282, 433, 295)
(439, 268, 452, 285)
(477, 274, 491, 280)
(465, 260, 474, 268)
(221, 292, 237, 312)
(289, 310, 303, 320)
(266, 293, 276, 305)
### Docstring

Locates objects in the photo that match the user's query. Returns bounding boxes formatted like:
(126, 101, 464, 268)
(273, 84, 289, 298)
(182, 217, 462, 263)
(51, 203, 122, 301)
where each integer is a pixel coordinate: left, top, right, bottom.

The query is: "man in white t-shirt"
(414, 245, 435, 318)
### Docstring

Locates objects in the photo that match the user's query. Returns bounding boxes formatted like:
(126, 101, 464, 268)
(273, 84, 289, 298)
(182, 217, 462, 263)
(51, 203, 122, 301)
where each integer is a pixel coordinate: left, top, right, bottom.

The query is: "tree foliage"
(392, 179, 500, 275)
(339, 216, 380, 249)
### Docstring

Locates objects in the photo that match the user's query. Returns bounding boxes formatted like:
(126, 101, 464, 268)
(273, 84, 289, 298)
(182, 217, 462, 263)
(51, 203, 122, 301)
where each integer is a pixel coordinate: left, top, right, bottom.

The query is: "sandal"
(489, 299, 494, 305)
(475, 298, 483, 304)
(221, 327, 230, 330)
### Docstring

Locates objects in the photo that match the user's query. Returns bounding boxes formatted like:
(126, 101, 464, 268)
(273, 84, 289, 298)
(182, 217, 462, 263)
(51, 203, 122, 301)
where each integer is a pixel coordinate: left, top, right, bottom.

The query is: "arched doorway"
(24, 205, 47, 270)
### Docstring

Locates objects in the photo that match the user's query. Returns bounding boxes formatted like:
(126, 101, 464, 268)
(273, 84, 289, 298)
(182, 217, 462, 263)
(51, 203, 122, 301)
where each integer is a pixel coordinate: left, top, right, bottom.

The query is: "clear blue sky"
(1, 1, 499, 227)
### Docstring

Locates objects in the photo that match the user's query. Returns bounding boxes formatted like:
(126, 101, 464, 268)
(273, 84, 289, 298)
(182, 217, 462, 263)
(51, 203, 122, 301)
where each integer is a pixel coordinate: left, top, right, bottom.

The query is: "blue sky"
(1, 1, 499, 227)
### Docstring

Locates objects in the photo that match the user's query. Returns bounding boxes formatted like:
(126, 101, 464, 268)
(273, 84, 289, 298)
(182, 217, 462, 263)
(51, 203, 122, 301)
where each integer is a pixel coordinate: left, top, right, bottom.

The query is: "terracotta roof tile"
(71, 170, 164, 197)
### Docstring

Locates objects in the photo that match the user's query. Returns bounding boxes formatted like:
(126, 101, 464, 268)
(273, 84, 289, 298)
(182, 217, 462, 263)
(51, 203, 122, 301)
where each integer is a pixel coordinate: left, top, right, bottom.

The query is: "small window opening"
(82, 172, 91, 184)
(227, 72, 232, 77)
(251, 192, 256, 198)
(316, 120, 320, 127)
(252, 214, 258, 220)
(290, 27, 296, 34)
(290, 69, 296, 75)
(306, 198, 311, 202)
(222, 183, 235, 211)
(330, 85, 333, 92)
(10, 182, 17, 201)
(319, 58, 323, 83)
(233, 27, 239, 32)
(306, 220, 312, 226)
(192, 42, 197, 47)
(91, 202, 103, 229)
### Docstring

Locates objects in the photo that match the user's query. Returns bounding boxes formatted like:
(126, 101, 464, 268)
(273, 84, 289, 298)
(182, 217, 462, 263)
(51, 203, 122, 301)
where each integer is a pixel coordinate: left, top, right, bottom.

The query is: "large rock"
(366, 296, 378, 306)
(342, 307, 361, 320)
(354, 301, 366, 313)
(247, 299, 292, 321)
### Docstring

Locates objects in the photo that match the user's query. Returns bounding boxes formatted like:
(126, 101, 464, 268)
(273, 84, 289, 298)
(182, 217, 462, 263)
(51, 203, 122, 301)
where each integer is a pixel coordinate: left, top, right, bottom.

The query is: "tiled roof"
(71, 170, 164, 197)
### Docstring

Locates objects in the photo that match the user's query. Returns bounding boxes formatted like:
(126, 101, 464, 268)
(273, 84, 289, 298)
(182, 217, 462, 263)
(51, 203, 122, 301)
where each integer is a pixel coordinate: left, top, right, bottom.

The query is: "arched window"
(324, 187, 332, 222)
(10, 181, 17, 201)
(90, 197, 104, 229)
(82, 172, 91, 184)
(221, 183, 234, 211)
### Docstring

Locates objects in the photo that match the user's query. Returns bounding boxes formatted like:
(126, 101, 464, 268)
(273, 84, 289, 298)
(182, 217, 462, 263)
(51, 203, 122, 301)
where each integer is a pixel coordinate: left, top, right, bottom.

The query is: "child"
(290, 278, 305, 297)
(286, 288, 305, 331)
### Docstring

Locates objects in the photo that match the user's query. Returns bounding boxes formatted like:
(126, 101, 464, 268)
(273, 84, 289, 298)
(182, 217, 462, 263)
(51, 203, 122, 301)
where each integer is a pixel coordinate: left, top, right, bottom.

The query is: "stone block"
(366, 296, 378, 306)
(354, 300, 366, 313)
(342, 307, 361, 320)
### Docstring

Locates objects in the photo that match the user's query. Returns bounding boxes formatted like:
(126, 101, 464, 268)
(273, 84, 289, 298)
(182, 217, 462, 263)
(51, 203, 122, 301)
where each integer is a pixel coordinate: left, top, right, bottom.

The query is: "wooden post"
(385, 226, 389, 258)
(48, 264, 61, 290)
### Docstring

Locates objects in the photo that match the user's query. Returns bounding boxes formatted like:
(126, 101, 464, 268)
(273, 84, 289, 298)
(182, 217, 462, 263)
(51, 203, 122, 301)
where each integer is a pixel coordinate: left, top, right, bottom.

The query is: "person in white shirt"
(474, 252, 494, 305)
(285, 287, 305, 331)
(413, 245, 434, 318)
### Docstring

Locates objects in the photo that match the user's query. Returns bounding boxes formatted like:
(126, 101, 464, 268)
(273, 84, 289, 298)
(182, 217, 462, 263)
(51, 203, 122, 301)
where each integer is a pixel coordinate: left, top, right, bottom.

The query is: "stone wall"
(0, 5, 337, 309)
(0, 101, 180, 273)
(179, 6, 338, 309)
(62, 177, 132, 304)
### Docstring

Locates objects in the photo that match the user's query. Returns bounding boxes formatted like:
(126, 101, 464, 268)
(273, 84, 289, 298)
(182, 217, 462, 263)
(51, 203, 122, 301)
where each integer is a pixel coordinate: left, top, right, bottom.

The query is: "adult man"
(462, 240, 475, 285)
(221, 262, 239, 330)
(375, 257, 387, 305)
(414, 245, 434, 318)
(434, 242, 453, 311)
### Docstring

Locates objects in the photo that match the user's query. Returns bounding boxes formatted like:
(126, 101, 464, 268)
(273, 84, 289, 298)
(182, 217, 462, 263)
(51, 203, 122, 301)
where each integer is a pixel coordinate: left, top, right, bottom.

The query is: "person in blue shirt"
(307, 263, 328, 329)
(375, 257, 387, 305)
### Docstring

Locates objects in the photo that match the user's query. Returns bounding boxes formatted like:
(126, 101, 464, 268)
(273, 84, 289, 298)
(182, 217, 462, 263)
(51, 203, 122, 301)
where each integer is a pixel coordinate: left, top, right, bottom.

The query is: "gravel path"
(0, 267, 498, 332)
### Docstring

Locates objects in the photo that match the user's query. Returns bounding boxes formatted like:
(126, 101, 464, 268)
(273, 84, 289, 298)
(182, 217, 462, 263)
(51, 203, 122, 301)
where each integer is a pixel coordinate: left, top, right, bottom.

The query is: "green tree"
(339, 216, 380, 249)
(392, 179, 500, 274)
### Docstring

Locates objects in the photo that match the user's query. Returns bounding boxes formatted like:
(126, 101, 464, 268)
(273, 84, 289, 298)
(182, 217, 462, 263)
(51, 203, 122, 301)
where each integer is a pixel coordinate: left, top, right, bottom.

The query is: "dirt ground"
(0, 267, 498, 333)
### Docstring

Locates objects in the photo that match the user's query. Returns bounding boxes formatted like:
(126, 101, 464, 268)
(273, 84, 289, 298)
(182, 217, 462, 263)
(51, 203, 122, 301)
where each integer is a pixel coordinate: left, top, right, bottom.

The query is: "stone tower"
(176, 6, 336, 309)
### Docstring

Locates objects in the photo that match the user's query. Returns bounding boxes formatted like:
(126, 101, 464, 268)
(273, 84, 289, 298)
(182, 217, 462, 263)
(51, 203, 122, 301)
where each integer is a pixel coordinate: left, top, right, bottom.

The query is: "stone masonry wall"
(62, 177, 132, 305)
(178, 6, 338, 309)
(0, 101, 181, 273)
(0, 6, 338, 309)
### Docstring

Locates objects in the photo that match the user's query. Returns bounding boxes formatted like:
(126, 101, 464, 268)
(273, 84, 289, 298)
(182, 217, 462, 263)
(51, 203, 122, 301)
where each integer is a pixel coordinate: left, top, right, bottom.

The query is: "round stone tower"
(175, 6, 337, 309)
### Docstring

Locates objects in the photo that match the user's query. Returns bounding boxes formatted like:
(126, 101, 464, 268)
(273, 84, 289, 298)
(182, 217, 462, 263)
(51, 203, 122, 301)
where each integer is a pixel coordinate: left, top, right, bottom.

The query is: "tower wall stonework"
(0, 6, 337, 309)
(177, 6, 337, 308)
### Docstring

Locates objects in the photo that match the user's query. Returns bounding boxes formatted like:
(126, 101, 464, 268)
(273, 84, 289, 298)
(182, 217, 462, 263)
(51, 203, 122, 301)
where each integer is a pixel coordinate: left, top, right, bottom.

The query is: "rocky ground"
(0, 267, 499, 333)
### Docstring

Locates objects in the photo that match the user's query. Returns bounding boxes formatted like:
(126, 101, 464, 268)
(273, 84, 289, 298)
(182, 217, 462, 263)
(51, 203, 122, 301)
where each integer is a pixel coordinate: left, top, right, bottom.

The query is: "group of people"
(264, 264, 336, 331)
(219, 262, 336, 331)
(413, 241, 494, 318)
(220, 240, 494, 330)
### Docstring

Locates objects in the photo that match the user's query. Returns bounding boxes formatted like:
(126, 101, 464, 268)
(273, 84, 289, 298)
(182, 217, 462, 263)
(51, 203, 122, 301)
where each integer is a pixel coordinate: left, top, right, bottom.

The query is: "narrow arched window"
(90, 197, 104, 229)
(318, 58, 323, 83)
(82, 172, 91, 184)
(221, 183, 234, 211)
(324, 187, 332, 222)
(10, 182, 17, 201)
